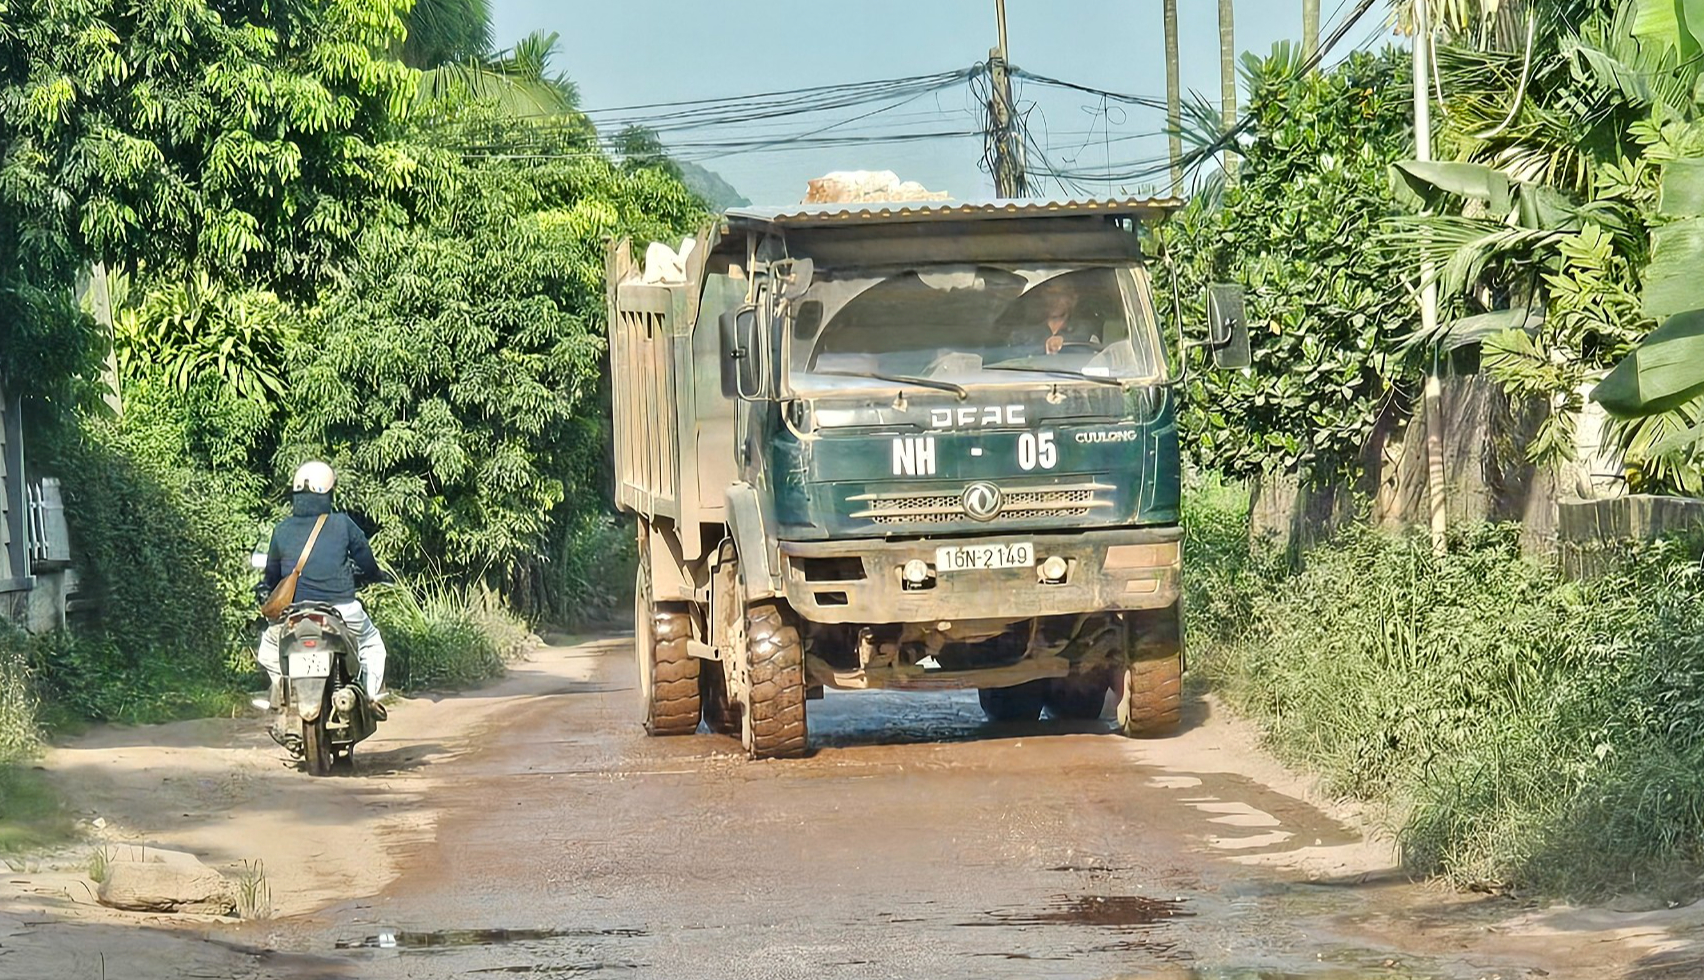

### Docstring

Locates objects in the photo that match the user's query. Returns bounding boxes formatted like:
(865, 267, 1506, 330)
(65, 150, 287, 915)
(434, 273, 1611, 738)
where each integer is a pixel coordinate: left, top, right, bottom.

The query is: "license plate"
(935, 541, 1034, 572)
(287, 647, 332, 678)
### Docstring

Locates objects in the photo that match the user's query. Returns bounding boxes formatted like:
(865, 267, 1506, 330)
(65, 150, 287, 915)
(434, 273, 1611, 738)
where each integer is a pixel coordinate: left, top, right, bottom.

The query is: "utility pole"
(1218, 0, 1237, 181)
(1414, 0, 1447, 556)
(1164, 0, 1182, 196)
(1303, 0, 1321, 66)
(988, 0, 1026, 198)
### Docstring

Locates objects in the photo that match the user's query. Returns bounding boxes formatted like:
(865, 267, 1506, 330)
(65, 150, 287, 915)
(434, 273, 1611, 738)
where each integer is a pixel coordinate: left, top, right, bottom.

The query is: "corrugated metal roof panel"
(723, 196, 1186, 227)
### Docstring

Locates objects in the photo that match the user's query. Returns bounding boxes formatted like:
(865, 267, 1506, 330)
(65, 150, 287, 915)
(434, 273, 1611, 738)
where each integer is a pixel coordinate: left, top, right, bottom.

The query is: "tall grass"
(0, 637, 38, 765)
(365, 580, 533, 691)
(1185, 483, 1704, 899)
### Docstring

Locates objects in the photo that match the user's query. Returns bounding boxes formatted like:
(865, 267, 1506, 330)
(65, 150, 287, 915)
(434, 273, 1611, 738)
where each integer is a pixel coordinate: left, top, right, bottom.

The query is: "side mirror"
(720, 305, 763, 398)
(1206, 284, 1251, 370)
(779, 257, 814, 301)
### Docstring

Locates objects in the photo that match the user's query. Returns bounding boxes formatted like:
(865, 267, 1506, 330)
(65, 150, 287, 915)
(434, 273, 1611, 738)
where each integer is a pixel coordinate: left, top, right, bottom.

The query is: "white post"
(1414, 1, 1447, 556)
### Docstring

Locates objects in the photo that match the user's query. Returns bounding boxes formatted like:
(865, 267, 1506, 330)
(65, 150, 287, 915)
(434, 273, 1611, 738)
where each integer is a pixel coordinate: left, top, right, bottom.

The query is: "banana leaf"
(1392, 160, 1513, 214)
(1593, 308, 1704, 417)
(1642, 217, 1704, 320)
(1632, 0, 1704, 61)
(1397, 306, 1544, 353)
(1659, 158, 1704, 217)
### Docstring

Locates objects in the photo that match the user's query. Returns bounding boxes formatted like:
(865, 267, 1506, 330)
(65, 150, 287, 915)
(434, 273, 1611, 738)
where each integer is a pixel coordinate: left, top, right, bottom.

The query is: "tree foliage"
(113, 272, 295, 406)
(282, 145, 703, 611)
(1159, 48, 1417, 483)
(0, 0, 444, 300)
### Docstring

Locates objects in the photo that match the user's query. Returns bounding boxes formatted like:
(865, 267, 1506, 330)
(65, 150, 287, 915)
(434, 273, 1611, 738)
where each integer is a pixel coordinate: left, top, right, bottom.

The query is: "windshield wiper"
(982, 365, 1127, 388)
(809, 370, 968, 399)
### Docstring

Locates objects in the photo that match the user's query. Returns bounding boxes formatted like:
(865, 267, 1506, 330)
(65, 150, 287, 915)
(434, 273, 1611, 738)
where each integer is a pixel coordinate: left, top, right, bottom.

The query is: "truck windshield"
(786, 263, 1162, 393)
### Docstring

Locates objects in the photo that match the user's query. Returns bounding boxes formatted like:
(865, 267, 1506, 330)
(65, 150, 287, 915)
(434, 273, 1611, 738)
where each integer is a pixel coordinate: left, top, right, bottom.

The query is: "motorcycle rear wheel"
(303, 693, 334, 776)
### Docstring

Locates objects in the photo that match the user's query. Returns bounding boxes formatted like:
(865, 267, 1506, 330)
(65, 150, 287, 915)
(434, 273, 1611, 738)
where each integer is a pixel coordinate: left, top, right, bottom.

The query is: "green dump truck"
(608, 197, 1247, 758)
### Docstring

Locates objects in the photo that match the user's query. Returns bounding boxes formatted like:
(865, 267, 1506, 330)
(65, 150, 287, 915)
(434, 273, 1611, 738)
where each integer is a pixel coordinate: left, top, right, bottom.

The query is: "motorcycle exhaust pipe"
(331, 686, 358, 716)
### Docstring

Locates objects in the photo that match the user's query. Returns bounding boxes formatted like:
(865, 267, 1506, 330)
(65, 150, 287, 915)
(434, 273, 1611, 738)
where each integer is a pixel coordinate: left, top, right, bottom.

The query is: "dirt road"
(5, 637, 1704, 980)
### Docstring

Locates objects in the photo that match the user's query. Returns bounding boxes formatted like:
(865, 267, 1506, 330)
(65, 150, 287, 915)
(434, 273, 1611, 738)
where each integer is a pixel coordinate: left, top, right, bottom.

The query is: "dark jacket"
(262, 492, 384, 604)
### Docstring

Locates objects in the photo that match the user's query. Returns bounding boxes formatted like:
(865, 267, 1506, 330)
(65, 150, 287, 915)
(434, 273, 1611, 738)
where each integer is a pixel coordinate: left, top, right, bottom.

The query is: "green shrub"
(35, 380, 264, 723)
(549, 512, 636, 627)
(1189, 508, 1704, 899)
(365, 581, 533, 692)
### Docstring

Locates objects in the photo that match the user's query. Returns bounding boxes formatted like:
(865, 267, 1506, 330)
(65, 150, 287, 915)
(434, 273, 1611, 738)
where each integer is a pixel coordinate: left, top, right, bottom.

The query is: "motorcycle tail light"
(303, 639, 318, 648)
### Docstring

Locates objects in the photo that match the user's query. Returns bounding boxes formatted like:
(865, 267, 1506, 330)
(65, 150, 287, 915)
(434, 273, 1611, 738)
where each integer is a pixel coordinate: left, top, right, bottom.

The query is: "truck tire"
(741, 600, 808, 759)
(636, 561, 701, 737)
(979, 680, 1049, 723)
(1117, 603, 1183, 738)
(1045, 671, 1113, 720)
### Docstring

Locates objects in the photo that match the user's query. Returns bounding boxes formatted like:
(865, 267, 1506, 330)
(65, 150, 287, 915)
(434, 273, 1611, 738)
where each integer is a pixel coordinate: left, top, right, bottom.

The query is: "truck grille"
(849, 482, 1114, 525)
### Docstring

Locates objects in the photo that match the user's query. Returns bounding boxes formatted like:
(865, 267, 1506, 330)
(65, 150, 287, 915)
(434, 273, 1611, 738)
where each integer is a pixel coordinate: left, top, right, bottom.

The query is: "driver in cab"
(1016, 286, 1101, 355)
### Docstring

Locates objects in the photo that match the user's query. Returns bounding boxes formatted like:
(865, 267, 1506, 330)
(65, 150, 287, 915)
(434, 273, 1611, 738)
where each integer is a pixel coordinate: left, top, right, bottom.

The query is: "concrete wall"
(1249, 374, 1630, 557)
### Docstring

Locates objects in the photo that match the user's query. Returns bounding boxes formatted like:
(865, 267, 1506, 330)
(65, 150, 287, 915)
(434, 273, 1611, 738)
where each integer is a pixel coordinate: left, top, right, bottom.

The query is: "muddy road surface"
(8, 637, 1703, 980)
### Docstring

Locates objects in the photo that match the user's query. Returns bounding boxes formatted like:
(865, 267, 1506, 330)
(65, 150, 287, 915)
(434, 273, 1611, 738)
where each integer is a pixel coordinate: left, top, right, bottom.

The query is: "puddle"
(334, 926, 645, 950)
(969, 894, 1193, 928)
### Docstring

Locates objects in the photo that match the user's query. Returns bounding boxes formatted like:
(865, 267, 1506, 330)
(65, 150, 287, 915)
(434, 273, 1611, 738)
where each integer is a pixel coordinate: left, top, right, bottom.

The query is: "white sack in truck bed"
(640, 237, 696, 284)
(803, 170, 949, 204)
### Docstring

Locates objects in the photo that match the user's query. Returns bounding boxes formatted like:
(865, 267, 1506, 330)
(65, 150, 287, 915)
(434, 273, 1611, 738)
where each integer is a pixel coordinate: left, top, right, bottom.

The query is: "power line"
(579, 69, 976, 118)
(1167, 0, 1383, 185)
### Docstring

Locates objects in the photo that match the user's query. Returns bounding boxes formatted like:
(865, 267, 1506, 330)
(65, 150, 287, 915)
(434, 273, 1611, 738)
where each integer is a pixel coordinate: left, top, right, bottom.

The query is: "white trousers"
(257, 600, 388, 698)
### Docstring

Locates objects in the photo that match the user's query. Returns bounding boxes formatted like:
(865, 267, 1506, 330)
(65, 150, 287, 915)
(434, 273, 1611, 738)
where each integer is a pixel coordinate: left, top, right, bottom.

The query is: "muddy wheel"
(739, 600, 808, 759)
(700, 661, 739, 736)
(1117, 603, 1183, 738)
(979, 680, 1048, 723)
(636, 548, 701, 737)
(303, 712, 333, 776)
(1045, 671, 1113, 720)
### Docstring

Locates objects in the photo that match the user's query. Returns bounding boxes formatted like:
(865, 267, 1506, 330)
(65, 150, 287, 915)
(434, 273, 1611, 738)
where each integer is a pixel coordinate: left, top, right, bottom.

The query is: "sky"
(491, 1, 1398, 204)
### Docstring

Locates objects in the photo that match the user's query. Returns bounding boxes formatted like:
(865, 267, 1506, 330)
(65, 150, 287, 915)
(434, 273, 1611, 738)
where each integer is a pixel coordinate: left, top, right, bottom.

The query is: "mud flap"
(293, 678, 327, 722)
(725, 483, 780, 602)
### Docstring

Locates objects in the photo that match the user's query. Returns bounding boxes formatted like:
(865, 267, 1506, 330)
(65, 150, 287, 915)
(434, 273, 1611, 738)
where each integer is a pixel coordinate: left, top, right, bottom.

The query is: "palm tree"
(1219, 0, 1237, 180)
(1165, 0, 1182, 196)
(401, 0, 493, 70)
(415, 29, 581, 119)
(404, 0, 580, 120)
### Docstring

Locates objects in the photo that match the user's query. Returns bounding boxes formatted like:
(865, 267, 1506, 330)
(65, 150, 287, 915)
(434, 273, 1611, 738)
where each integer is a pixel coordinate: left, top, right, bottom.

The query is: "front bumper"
(778, 525, 1181, 625)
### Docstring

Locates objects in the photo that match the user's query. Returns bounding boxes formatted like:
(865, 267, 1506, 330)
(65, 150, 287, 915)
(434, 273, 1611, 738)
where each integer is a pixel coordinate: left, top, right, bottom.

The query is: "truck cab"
(609, 197, 1246, 758)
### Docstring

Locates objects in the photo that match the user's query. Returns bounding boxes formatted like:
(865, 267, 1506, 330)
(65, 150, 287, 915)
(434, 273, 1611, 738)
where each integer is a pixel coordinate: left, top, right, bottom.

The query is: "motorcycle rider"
(256, 461, 390, 709)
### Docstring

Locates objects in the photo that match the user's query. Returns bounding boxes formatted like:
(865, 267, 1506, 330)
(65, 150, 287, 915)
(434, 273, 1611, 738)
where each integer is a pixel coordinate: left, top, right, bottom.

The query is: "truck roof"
(722, 195, 1186, 229)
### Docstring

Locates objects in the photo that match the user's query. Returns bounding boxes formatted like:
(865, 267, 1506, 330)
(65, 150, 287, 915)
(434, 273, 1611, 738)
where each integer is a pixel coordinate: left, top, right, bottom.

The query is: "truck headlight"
(1039, 555, 1069, 583)
(903, 559, 931, 585)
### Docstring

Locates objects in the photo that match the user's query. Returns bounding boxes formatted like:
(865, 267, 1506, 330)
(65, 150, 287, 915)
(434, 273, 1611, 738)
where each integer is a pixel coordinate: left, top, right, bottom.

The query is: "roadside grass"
(0, 767, 70, 853)
(25, 626, 248, 729)
(365, 580, 534, 692)
(0, 638, 68, 852)
(234, 858, 272, 919)
(1184, 481, 1704, 900)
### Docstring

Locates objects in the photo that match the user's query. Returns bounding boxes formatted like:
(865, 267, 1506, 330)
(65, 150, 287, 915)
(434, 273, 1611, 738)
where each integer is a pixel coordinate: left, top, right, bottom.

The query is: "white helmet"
(291, 461, 336, 494)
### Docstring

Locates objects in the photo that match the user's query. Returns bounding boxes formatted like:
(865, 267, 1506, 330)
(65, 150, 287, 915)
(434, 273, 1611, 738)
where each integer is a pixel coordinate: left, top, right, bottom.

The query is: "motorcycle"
(267, 603, 383, 775)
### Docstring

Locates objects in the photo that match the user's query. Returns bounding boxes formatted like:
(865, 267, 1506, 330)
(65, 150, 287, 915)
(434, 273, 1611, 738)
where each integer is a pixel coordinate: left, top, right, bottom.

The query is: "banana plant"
(1593, 159, 1704, 422)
